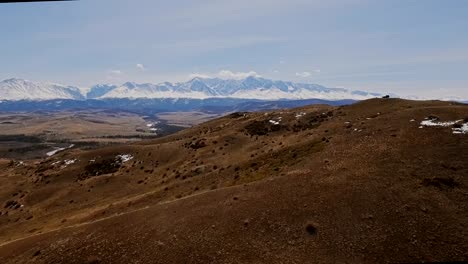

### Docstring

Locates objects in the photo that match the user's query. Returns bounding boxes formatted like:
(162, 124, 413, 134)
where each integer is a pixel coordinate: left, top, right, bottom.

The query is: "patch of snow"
(46, 144, 75, 157)
(116, 154, 134, 163)
(64, 159, 76, 165)
(146, 122, 160, 128)
(410, 119, 416, 122)
(64, 159, 77, 166)
(269, 120, 280, 125)
(420, 118, 468, 135)
(453, 123, 468, 134)
(295, 112, 306, 118)
(47, 148, 65, 157)
(420, 119, 462, 127)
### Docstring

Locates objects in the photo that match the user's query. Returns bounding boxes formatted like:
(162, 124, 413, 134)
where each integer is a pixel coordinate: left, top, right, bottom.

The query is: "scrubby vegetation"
(79, 159, 122, 180)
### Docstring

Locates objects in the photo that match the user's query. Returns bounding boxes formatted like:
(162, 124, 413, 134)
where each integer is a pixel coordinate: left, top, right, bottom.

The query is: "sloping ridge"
(0, 99, 467, 263)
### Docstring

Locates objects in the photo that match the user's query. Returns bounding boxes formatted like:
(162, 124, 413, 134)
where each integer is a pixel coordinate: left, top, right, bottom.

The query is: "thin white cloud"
(319, 71, 408, 79)
(189, 73, 212, 79)
(109, 70, 123, 75)
(153, 36, 281, 56)
(186, 70, 262, 80)
(218, 70, 261, 79)
(296, 72, 311, 78)
(296, 69, 320, 77)
(136, 64, 146, 71)
(106, 69, 125, 82)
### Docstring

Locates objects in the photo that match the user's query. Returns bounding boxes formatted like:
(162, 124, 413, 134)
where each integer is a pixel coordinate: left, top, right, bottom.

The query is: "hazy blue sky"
(1, 0, 468, 98)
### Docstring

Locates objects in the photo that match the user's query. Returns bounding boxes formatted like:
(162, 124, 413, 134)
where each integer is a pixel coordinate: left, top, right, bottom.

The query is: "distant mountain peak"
(122, 82, 139, 89)
(3, 77, 25, 82)
(0, 78, 84, 101)
(189, 77, 206, 82)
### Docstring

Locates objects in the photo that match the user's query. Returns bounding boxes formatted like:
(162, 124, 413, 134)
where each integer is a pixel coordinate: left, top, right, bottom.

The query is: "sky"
(1, 0, 468, 98)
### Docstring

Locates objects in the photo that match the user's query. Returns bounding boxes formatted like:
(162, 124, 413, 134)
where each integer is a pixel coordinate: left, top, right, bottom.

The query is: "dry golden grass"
(0, 99, 467, 263)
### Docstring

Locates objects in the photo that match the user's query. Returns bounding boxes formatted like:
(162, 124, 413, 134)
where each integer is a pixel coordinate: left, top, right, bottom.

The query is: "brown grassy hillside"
(0, 98, 467, 263)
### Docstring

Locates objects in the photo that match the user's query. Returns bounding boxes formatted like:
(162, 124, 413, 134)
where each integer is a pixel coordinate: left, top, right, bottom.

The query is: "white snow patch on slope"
(64, 159, 77, 166)
(269, 120, 280, 125)
(51, 158, 78, 169)
(116, 154, 134, 163)
(46, 144, 75, 157)
(420, 118, 468, 135)
(453, 123, 468, 134)
(295, 112, 306, 118)
(420, 119, 461, 127)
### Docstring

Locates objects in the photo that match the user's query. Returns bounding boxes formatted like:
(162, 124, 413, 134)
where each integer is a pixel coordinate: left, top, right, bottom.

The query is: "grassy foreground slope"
(0, 99, 467, 263)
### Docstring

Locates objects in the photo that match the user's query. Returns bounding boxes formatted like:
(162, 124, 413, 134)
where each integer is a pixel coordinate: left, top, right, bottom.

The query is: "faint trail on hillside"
(0, 177, 272, 248)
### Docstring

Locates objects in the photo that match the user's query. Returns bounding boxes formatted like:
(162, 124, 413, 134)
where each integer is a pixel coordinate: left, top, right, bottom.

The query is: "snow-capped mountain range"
(0, 77, 386, 101)
(0, 78, 85, 101)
